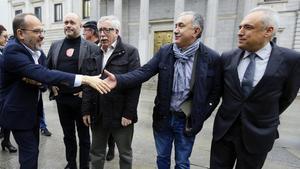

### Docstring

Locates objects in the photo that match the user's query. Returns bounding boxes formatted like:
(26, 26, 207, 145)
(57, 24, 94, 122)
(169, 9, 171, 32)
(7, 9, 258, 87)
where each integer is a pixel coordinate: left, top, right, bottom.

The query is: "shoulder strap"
(190, 49, 200, 91)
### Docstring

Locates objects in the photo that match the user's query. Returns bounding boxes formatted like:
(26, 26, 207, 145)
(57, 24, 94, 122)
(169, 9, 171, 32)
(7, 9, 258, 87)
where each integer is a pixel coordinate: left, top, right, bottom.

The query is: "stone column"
(114, 0, 122, 27)
(138, 0, 149, 64)
(44, 0, 50, 28)
(243, 0, 257, 17)
(25, 0, 30, 12)
(65, 0, 73, 13)
(204, 0, 219, 49)
(91, 0, 101, 21)
(174, 0, 185, 22)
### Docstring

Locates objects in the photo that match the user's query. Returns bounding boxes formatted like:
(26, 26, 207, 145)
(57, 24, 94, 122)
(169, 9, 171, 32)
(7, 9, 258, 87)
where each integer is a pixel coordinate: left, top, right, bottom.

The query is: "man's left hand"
(121, 117, 132, 127)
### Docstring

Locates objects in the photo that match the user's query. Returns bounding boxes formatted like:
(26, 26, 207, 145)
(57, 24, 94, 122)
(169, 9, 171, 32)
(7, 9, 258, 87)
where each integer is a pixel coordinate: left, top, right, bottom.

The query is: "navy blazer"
(213, 43, 300, 153)
(116, 42, 221, 136)
(0, 38, 75, 130)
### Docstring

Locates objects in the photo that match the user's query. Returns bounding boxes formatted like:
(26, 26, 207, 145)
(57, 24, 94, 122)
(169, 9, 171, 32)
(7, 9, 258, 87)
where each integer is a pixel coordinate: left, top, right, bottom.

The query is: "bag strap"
(190, 49, 199, 91)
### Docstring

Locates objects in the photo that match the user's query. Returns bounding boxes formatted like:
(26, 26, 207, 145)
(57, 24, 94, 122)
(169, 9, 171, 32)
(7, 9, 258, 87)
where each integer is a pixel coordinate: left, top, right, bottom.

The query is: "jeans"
(154, 114, 195, 169)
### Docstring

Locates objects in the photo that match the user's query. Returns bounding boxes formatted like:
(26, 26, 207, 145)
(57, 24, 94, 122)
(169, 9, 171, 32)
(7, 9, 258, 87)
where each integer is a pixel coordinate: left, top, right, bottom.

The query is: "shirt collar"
(243, 42, 272, 60)
(101, 39, 117, 53)
(22, 43, 41, 58)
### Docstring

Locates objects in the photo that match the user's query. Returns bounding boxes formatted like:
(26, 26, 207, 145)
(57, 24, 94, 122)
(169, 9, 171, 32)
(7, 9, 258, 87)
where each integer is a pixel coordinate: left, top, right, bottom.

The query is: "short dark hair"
(12, 13, 35, 37)
(0, 25, 7, 35)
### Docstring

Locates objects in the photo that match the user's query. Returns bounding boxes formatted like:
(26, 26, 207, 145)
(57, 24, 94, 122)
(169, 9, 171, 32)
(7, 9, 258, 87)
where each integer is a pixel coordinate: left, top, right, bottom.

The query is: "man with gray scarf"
(102, 11, 221, 169)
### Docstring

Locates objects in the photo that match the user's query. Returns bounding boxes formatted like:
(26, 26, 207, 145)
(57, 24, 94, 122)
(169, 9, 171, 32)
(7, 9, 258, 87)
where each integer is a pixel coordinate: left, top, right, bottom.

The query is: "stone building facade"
(4, 0, 300, 61)
(2, 0, 300, 87)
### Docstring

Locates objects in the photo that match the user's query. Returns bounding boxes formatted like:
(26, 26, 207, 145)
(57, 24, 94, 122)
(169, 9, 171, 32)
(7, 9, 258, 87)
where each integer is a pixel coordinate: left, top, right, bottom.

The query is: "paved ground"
(0, 88, 300, 169)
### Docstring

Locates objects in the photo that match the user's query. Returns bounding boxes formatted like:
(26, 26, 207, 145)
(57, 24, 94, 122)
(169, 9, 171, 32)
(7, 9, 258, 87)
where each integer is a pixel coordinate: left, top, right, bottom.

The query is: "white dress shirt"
(237, 43, 272, 87)
(101, 40, 117, 70)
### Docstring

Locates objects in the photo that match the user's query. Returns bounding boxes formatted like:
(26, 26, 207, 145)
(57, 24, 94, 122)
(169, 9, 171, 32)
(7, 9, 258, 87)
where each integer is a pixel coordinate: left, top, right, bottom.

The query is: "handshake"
(81, 70, 117, 94)
(22, 70, 117, 95)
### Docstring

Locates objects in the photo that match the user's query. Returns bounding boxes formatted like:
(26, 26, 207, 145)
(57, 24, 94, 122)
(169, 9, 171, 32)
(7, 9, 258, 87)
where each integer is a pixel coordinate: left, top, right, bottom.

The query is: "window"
(15, 10, 22, 15)
(54, 3, 63, 22)
(34, 7, 42, 21)
(82, 0, 90, 19)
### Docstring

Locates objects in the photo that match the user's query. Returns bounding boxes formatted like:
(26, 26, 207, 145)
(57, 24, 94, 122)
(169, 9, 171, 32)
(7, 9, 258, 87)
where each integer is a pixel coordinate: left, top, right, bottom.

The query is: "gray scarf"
(172, 38, 201, 94)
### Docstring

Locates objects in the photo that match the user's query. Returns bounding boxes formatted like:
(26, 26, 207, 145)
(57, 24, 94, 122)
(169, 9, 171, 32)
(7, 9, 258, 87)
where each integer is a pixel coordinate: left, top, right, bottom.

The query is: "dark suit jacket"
(213, 42, 300, 153)
(116, 42, 221, 136)
(0, 38, 75, 130)
(47, 37, 99, 71)
(81, 37, 141, 128)
(47, 37, 99, 98)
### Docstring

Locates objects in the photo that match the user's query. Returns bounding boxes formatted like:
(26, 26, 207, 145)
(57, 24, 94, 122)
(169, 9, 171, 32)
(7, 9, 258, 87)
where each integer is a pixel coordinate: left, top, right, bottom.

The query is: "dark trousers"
(210, 121, 268, 169)
(12, 126, 40, 169)
(2, 128, 12, 143)
(107, 134, 115, 149)
(56, 95, 90, 169)
(90, 124, 134, 169)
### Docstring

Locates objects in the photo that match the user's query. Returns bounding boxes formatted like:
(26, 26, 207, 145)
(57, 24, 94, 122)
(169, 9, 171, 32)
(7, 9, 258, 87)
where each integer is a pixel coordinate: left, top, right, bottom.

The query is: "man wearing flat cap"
(83, 21, 99, 44)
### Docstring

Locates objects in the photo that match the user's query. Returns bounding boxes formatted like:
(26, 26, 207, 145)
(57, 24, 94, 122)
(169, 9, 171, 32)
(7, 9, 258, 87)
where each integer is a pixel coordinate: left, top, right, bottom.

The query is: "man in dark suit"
(210, 7, 300, 169)
(0, 13, 109, 169)
(102, 11, 221, 169)
(47, 13, 99, 169)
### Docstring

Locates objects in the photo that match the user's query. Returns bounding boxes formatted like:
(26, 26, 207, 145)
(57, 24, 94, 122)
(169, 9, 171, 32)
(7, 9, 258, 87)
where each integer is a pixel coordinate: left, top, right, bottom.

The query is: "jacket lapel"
(78, 38, 88, 70)
(230, 49, 245, 96)
(251, 44, 283, 94)
(194, 43, 207, 89)
(103, 37, 126, 68)
(15, 39, 35, 63)
(53, 40, 63, 68)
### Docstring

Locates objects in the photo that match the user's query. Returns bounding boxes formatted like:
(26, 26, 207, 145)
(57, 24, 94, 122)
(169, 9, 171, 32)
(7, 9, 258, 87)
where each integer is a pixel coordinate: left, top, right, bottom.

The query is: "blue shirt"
(238, 43, 271, 87)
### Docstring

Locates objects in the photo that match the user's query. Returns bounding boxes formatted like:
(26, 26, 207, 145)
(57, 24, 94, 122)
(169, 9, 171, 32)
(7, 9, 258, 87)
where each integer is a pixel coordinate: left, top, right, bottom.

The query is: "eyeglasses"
(98, 27, 114, 34)
(21, 29, 46, 35)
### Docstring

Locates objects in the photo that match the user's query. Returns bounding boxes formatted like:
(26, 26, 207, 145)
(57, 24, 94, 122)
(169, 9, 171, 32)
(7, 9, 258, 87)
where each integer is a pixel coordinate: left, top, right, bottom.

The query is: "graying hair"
(98, 15, 121, 31)
(250, 6, 279, 37)
(178, 11, 204, 31)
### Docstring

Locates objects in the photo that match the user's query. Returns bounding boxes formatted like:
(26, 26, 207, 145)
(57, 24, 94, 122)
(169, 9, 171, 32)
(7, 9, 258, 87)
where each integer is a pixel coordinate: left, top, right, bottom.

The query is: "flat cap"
(83, 21, 97, 31)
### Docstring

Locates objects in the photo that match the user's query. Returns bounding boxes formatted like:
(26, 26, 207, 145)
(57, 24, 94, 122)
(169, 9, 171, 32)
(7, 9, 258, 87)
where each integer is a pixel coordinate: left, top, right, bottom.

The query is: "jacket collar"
(102, 36, 125, 64)
(232, 41, 283, 98)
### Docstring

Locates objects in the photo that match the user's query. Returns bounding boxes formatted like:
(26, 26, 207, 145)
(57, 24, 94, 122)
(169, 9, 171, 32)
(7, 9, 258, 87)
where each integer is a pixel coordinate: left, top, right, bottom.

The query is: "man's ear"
(194, 27, 202, 38)
(265, 26, 274, 38)
(17, 29, 25, 40)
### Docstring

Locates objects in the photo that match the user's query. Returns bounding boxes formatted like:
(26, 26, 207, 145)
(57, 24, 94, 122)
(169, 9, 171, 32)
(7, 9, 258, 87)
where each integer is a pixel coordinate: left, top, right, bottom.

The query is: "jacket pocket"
(109, 60, 129, 74)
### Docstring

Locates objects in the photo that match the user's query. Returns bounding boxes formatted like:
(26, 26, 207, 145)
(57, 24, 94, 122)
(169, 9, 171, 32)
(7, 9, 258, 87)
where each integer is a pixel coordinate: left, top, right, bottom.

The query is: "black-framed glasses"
(98, 27, 115, 34)
(20, 28, 46, 35)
